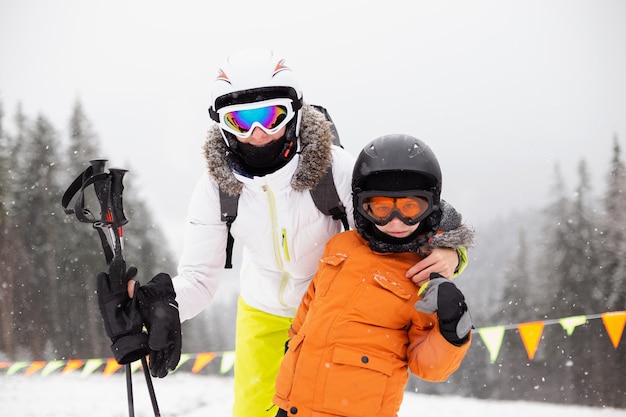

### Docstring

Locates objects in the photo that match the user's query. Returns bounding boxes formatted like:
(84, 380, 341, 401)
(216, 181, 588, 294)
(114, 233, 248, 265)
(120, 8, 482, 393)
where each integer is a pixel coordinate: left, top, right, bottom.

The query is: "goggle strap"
(214, 86, 301, 111)
(208, 106, 219, 122)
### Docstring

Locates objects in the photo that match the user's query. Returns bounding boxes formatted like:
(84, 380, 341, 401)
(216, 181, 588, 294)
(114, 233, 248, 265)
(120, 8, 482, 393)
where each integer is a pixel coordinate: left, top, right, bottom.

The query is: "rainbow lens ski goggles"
(213, 98, 297, 138)
(356, 190, 435, 226)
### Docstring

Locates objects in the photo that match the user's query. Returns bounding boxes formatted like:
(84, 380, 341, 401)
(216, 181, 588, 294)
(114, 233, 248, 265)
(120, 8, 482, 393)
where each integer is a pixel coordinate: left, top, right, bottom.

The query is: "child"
(273, 134, 475, 417)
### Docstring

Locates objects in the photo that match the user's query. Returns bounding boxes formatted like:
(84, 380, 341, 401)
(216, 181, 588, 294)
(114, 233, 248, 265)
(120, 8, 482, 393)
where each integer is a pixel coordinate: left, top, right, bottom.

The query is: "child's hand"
(415, 273, 472, 346)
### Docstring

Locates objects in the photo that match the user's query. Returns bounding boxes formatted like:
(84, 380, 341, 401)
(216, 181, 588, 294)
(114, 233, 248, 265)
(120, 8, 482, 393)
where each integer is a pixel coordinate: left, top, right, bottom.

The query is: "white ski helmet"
(208, 49, 304, 138)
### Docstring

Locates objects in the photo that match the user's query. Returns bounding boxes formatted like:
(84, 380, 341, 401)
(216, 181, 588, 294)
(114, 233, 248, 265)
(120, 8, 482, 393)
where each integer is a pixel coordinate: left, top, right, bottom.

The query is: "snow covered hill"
(1, 372, 622, 417)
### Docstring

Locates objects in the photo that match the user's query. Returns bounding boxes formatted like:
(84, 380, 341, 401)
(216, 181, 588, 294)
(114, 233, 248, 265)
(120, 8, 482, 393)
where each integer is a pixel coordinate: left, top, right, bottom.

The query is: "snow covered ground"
(1, 372, 623, 417)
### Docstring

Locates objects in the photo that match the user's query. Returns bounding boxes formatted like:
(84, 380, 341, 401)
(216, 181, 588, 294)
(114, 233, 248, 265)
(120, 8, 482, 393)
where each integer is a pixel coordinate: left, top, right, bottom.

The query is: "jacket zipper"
(264, 185, 291, 308)
(282, 228, 291, 262)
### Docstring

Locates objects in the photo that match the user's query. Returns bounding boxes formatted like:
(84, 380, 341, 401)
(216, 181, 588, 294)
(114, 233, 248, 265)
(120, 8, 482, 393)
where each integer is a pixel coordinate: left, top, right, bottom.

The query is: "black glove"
(415, 273, 472, 346)
(135, 273, 182, 378)
(97, 258, 150, 364)
(276, 408, 288, 417)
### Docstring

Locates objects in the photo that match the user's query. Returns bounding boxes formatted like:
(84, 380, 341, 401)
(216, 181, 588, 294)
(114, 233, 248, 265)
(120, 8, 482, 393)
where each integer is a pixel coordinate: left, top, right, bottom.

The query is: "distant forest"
(0, 99, 186, 361)
(411, 133, 626, 408)
(0, 100, 624, 408)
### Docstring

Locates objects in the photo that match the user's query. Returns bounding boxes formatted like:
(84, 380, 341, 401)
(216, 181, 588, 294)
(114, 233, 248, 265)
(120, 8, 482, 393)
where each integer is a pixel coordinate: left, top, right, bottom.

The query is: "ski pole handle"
(110, 168, 129, 228)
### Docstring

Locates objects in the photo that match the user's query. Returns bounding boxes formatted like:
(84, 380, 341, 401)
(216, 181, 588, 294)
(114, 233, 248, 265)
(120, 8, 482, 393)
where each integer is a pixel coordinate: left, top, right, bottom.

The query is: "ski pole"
(107, 166, 161, 417)
(142, 356, 161, 416)
(62, 160, 162, 417)
(126, 364, 135, 417)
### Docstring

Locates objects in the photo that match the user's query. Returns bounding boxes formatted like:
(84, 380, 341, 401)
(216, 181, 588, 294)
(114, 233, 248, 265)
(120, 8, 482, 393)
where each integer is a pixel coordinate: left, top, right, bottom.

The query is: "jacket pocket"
(274, 333, 304, 401)
(352, 273, 416, 329)
(314, 253, 347, 297)
(321, 344, 392, 417)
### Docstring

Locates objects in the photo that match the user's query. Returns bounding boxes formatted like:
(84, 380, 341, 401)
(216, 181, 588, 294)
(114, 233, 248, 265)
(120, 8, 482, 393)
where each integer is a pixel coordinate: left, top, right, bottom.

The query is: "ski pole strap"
(61, 160, 127, 264)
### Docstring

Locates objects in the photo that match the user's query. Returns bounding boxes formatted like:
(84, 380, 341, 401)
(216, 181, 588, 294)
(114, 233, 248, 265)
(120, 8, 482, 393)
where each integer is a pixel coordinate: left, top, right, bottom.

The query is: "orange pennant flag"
(103, 358, 123, 376)
(62, 359, 84, 374)
(192, 352, 217, 374)
(25, 361, 46, 376)
(518, 321, 544, 360)
(601, 311, 626, 349)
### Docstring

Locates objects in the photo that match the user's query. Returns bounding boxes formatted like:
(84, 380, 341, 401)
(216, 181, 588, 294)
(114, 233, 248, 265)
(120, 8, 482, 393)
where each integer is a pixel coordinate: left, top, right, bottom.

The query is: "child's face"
(374, 217, 420, 239)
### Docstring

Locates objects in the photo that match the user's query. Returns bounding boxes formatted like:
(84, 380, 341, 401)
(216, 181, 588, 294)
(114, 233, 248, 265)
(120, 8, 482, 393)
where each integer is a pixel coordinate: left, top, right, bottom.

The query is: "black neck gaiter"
(225, 120, 298, 177)
(354, 210, 436, 254)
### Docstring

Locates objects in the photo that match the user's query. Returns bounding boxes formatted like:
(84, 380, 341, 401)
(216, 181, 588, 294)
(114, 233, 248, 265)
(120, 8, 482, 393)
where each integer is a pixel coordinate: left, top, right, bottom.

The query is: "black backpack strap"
(310, 165, 349, 231)
(219, 187, 239, 269)
(310, 104, 342, 148)
(309, 104, 348, 231)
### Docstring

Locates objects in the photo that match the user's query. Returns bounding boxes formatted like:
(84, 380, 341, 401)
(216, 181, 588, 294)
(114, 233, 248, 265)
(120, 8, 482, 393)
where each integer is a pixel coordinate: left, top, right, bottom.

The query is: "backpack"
(220, 104, 349, 268)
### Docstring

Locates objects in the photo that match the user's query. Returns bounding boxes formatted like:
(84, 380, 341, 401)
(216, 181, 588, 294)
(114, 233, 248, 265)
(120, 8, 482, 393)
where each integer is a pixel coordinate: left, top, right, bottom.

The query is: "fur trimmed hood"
(203, 103, 336, 196)
(429, 201, 476, 250)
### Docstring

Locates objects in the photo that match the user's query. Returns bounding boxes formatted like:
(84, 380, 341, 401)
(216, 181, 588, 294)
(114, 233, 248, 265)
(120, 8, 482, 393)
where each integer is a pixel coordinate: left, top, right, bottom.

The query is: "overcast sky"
(2, 0, 626, 257)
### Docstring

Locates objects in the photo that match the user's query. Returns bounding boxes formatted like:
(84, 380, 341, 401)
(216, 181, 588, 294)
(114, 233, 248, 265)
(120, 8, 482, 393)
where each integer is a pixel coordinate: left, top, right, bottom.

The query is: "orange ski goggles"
(356, 190, 434, 225)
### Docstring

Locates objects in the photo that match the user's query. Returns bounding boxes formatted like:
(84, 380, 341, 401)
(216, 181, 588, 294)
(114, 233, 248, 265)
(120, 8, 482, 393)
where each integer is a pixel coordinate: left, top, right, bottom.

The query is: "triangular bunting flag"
(7, 361, 29, 376)
(602, 311, 626, 349)
(559, 315, 587, 336)
(82, 359, 104, 376)
(518, 321, 544, 360)
(130, 360, 143, 373)
(103, 358, 122, 376)
(41, 360, 65, 376)
(63, 359, 84, 374)
(220, 351, 236, 374)
(25, 361, 45, 376)
(192, 352, 216, 374)
(174, 354, 191, 372)
(478, 326, 505, 363)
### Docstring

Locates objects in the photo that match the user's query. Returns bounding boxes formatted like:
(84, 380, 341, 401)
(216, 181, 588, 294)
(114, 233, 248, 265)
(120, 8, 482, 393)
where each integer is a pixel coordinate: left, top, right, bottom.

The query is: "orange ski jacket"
(273, 230, 471, 417)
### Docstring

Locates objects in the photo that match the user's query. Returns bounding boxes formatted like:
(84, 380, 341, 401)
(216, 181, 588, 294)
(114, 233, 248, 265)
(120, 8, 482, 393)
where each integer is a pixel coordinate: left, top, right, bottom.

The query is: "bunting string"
(0, 310, 624, 377)
(0, 351, 237, 377)
(475, 310, 626, 362)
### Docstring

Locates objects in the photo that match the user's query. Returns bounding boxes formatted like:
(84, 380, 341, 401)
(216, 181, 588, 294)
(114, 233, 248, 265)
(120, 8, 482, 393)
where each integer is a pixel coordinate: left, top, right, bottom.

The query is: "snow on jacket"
(273, 230, 471, 417)
(172, 104, 356, 319)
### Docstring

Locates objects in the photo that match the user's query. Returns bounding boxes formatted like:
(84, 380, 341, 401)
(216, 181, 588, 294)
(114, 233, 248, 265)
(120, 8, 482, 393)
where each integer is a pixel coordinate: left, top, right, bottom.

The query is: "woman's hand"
(406, 247, 459, 286)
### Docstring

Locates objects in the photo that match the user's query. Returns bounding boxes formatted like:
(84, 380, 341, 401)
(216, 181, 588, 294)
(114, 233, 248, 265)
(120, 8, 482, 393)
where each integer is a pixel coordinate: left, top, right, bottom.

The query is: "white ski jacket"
(173, 105, 356, 319)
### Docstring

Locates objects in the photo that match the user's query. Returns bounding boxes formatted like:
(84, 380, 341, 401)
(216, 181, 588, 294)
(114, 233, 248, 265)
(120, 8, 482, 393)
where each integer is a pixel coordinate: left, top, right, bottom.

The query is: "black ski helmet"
(352, 134, 443, 253)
